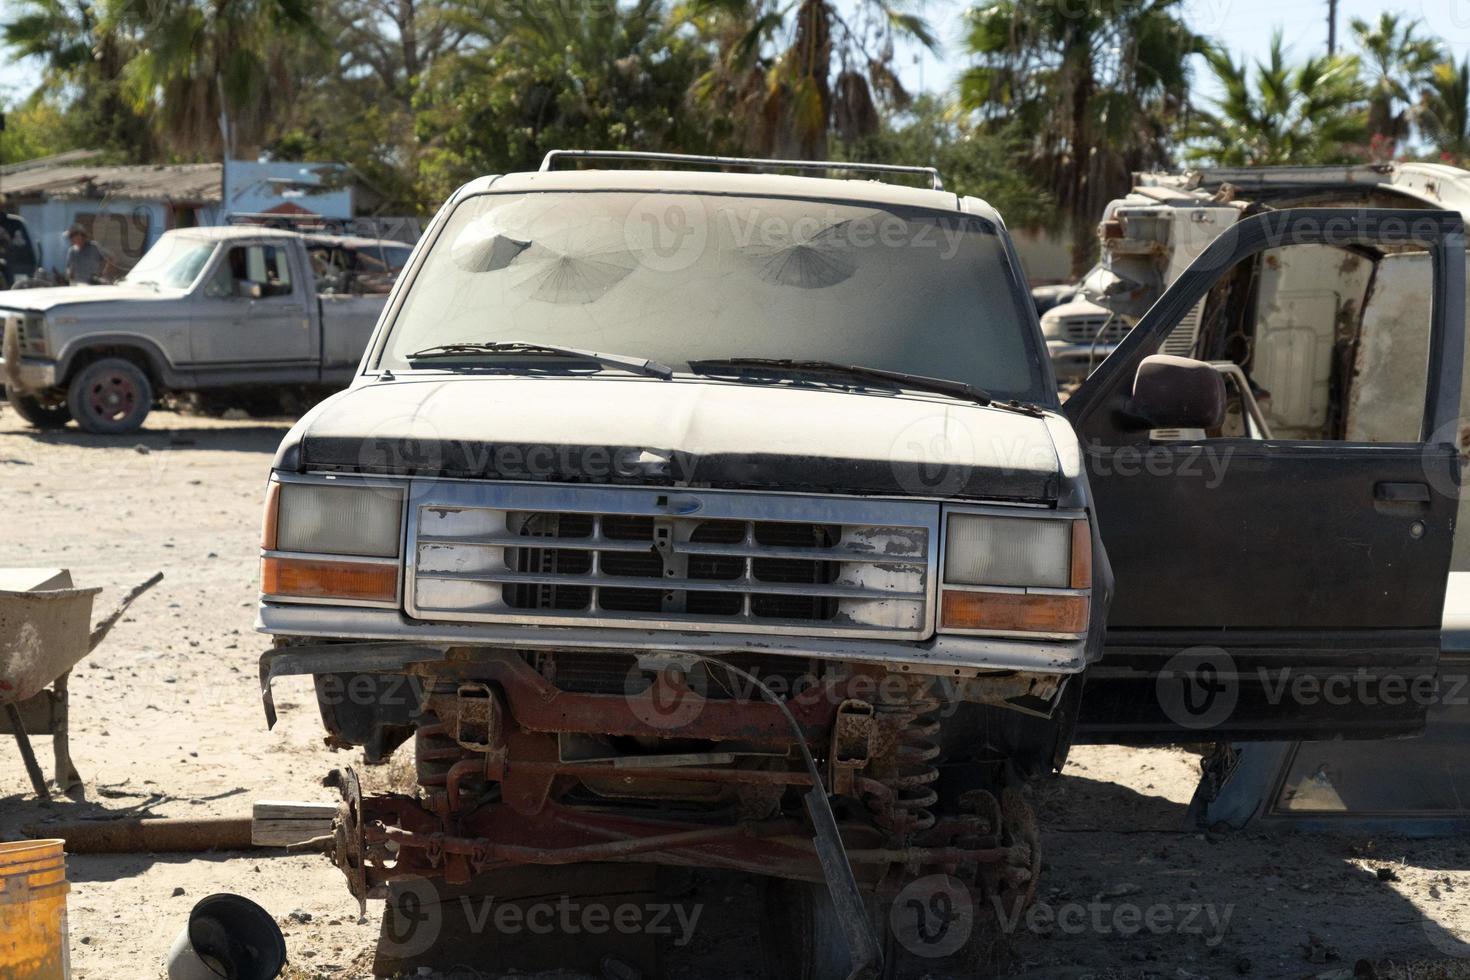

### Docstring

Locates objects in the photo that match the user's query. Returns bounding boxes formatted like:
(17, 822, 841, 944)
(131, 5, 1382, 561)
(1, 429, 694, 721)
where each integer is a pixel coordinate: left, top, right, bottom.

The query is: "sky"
(891, 0, 1470, 103)
(5, 1, 1470, 115)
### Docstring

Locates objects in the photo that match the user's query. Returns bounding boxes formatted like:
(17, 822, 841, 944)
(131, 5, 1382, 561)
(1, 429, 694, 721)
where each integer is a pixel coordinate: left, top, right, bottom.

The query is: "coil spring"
(871, 683, 942, 834)
(413, 713, 467, 818)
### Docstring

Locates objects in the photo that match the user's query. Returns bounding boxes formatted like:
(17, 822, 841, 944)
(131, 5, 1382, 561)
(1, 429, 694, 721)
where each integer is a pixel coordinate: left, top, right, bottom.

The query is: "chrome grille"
(406, 482, 937, 638)
(1062, 315, 1128, 344)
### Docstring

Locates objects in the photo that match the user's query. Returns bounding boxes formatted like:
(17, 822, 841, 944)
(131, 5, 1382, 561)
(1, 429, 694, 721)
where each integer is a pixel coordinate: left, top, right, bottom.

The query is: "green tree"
(267, 0, 462, 212)
(2, 0, 154, 159)
(1186, 35, 1368, 167)
(107, 0, 324, 157)
(1418, 58, 1470, 164)
(0, 93, 80, 165)
(958, 0, 1205, 276)
(1350, 12, 1443, 159)
(682, 0, 936, 160)
(836, 94, 1055, 228)
(413, 0, 713, 206)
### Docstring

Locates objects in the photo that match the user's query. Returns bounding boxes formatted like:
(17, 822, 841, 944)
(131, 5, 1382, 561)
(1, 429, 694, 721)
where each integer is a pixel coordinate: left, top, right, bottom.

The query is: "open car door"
(1066, 208, 1466, 744)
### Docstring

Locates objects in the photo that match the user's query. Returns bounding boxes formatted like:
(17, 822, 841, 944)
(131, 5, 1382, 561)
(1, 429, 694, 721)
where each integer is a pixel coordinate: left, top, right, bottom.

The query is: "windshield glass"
(381, 192, 1045, 399)
(122, 236, 217, 289)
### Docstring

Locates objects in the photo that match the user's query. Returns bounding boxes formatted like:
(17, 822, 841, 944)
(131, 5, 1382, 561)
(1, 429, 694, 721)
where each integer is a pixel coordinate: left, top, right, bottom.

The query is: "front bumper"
(257, 601, 1089, 676)
(1046, 340, 1119, 380)
(1, 357, 58, 390)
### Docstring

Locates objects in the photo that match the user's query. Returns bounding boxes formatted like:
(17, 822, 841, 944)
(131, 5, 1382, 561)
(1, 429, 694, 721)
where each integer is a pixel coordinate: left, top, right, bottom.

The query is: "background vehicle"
(0, 226, 397, 433)
(257, 152, 1464, 978)
(1, 212, 39, 289)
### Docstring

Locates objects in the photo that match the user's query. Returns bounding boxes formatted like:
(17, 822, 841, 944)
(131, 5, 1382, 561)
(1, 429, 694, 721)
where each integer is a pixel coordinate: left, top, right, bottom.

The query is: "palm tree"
(958, 0, 1206, 276)
(1419, 58, 1470, 165)
(683, 0, 937, 160)
(107, 0, 324, 158)
(2, 0, 154, 158)
(1350, 12, 1443, 160)
(1185, 35, 1368, 167)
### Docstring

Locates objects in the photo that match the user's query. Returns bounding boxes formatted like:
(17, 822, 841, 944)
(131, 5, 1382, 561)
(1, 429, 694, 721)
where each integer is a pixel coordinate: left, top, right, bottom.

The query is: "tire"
(66, 357, 153, 434)
(8, 392, 71, 429)
(760, 878, 872, 980)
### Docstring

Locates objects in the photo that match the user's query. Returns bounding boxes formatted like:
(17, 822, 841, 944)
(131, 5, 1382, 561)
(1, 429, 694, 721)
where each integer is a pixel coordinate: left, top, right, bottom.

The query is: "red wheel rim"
(88, 372, 137, 422)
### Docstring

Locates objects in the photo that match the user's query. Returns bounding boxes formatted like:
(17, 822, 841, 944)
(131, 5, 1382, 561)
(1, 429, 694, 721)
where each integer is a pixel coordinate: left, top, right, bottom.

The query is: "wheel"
(66, 358, 152, 434)
(760, 877, 876, 980)
(8, 391, 71, 429)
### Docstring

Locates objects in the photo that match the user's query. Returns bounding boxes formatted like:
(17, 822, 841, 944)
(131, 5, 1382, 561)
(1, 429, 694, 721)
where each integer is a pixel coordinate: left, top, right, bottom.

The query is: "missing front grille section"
(505, 512, 593, 611)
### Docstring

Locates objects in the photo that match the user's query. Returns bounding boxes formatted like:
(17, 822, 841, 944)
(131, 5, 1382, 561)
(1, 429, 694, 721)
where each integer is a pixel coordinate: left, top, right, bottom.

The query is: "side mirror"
(1128, 354, 1226, 430)
(236, 280, 262, 300)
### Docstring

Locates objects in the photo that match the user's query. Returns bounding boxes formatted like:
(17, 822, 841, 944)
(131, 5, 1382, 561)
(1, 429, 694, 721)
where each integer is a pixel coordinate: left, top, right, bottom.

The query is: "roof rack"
(539, 149, 944, 191)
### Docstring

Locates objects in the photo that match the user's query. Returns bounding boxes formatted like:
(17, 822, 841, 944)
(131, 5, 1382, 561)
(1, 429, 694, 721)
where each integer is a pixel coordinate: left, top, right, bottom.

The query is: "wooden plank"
(252, 800, 337, 820)
(251, 800, 337, 847)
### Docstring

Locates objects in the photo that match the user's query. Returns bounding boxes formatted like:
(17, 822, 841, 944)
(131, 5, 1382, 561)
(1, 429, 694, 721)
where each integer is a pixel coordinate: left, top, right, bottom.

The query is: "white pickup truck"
(0, 226, 398, 433)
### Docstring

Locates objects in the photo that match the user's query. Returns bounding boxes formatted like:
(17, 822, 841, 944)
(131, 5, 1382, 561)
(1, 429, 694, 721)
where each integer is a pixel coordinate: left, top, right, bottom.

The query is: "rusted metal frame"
(504, 762, 814, 787)
(413, 650, 853, 746)
(370, 819, 801, 865)
(372, 831, 841, 886)
(361, 803, 1024, 877)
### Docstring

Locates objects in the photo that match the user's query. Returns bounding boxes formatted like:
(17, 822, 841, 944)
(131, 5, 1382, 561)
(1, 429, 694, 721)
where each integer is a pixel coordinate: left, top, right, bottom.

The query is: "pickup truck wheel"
(66, 358, 152, 434)
(7, 392, 71, 429)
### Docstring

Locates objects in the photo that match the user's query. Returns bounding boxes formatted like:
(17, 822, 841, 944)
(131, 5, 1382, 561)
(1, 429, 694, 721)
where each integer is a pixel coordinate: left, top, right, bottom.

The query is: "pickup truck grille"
(1061, 315, 1128, 344)
(406, 483, 937, 638)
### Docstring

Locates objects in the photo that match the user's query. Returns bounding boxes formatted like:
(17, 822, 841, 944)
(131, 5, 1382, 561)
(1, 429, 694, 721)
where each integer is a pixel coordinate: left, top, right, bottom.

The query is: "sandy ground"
(1, 409, 1469, 980)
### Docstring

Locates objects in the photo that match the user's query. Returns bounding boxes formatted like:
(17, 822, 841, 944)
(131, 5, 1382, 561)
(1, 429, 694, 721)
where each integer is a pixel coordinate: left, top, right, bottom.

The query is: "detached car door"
(1065, 208, 1466, 743)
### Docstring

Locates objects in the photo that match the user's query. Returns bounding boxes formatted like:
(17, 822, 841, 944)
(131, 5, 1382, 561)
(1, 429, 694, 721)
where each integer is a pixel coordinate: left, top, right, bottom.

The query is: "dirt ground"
(2, 409, 1470, 980)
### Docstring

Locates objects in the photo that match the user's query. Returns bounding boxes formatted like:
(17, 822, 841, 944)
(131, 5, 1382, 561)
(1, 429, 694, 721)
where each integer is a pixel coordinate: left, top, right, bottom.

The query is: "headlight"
(939, 511, 1091, 635)
(18, 313, 49, 357)
(944, 514, 1070, 588)
(261, 479, 404, 603)
(274, 483, 403, 556)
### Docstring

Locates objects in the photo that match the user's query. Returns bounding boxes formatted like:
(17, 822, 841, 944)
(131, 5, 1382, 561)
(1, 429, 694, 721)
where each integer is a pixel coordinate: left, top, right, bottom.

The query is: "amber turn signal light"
(261, 481, 281, 551)
(261, 556, 398, 603)
(1070, 519, 1092, 590)
(941, 590, 1088, 633)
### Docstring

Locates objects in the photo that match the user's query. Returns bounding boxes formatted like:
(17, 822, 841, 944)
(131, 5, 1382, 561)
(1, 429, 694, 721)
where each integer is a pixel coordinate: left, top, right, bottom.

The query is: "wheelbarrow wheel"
(8, 392, 71, 429)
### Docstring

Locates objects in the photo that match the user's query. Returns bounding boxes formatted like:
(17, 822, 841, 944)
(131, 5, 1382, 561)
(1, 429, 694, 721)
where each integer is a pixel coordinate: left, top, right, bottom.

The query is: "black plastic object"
(166, 893, 287, 980)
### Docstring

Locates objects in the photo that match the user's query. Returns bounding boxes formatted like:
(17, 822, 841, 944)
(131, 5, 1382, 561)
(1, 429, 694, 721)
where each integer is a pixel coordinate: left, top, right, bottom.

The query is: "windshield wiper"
(687, 358, 991, 406)
(406, 341, 673, 380)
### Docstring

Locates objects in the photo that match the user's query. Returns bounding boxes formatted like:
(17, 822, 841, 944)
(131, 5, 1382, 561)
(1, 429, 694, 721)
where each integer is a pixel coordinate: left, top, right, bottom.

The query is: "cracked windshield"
(382, 191, 1044, 399)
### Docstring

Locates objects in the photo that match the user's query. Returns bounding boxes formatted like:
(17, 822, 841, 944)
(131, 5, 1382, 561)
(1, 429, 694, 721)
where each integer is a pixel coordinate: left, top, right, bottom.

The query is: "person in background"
(64, 223, 106, 285)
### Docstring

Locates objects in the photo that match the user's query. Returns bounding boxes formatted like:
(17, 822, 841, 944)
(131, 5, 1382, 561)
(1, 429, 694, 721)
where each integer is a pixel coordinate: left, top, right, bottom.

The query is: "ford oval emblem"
(660, 493, 703, 515)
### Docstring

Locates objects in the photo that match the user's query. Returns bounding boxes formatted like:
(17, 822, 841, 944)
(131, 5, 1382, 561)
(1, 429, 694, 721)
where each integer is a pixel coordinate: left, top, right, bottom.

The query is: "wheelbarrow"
(1, 568, 162, 799)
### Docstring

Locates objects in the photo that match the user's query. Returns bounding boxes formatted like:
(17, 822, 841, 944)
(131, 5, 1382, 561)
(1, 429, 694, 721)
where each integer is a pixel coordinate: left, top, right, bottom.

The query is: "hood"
(278, 375, 1065, 503)
(0, 284, 181, 314)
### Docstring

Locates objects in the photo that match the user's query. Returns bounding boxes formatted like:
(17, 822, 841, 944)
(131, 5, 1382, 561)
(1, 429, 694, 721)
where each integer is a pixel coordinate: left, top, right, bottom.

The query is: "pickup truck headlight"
(261, 479, 405, 604)
(13, 313, 49, 357)
(939, 511, 1091, 635)
(1038, 311, 1064, 340)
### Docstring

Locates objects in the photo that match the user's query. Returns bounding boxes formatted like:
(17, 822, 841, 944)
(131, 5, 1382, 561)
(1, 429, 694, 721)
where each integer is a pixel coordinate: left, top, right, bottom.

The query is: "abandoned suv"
(257, 151, 1465, 978)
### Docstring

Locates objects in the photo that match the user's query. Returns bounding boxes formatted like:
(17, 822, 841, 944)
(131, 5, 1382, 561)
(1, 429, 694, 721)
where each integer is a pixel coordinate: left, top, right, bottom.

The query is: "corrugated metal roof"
(0, 163, 222, 203)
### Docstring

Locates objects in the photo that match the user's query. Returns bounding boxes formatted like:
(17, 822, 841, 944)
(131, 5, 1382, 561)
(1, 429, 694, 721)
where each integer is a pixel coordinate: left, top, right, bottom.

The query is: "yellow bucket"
(0, 839, 69, 980)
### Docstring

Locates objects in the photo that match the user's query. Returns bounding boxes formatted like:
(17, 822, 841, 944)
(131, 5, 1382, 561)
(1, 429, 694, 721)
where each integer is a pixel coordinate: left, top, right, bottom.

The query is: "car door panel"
(192, 242, 316, 378)
(1092, 441, 1455, 629)
(1066, 208, 1466, 744)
